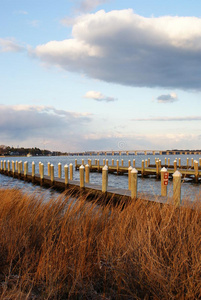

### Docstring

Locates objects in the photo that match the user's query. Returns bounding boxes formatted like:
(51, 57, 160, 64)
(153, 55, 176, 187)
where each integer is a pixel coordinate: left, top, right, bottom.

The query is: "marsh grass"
(0, 188, 200, 299)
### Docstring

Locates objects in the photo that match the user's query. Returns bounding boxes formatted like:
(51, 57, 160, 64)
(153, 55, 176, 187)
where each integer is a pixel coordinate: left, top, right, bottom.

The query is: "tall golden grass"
(0, 188, 200, 299)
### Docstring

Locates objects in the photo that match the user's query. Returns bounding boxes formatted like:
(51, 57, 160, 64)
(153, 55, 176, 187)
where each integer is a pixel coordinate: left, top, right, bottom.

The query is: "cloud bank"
(84, 90, 117, 102)
(34, 9, 201, 90)
(132, 116, 201, 121)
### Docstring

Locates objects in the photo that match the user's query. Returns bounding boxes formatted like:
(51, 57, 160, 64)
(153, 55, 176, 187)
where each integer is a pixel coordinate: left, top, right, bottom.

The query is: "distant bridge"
(67, 150, 201, 156)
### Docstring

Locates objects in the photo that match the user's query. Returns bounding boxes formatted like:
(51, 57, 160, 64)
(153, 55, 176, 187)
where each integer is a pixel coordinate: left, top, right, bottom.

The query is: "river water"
(0, 154, 200, 201)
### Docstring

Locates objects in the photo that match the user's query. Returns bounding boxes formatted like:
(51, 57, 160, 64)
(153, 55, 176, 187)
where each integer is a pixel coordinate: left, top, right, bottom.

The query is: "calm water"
(0, 154, 200, 200)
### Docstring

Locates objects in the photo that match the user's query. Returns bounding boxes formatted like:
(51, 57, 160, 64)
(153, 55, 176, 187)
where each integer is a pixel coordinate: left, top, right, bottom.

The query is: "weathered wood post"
(103, 159, 105, 166)
(97, 159, 100, 172)
(64, 164, 69, 186)
(156, 160, 159, 179)
(24, 161, 28, 177)
(82, 159, 84, 166)
(179, 158, 181, 168)
(168, 158, 170, 167)
(131, 168, 138, 200)
(0, 160, 3, 171)
(7, 160, 10, 173)
(128, 166, 133, 190)
(191, 158, 194, 168)
(85, 164, 90, 183)
(51, 164, 54, 184)
(89, 159, 92, 169)
(40, 163, 44, 183)
(69, 163, 73, 180)
(128, 160, 131, 167)
(102, 165, 108, 193)
(121, 159, 124, 167)
(159, 160, 161, 168)
(75, 159, 77, 169)
(199, 158, 201, 167)
(39, 162, 42, 176)
(165, 157, 167, 166)
(48, 162, 51, 176)
(112, 159, 114, 166)
(148, 158, 150, 166)
(173, 171, 182, 206)
(79, 165, 85, 188)
(194, 160, 199, 183)
(174, 160, 177, 172)
(116, 159, 119, 174)
(141, 160, 144, 177)
(18, 161, 21, 176)
(4, 160, 6, 172)
(145, 159, 148, 168)
(12, 161, 15, 175)
(186, 158, 189, 169)
(95, 159, 97, 165)
(15, 160, 18, 171)
(106, 159, 109, 166)
(32, 162, 35, 181)
(133, 159, 135, 167)
(58, 163, 62, 178)
(161, 167, 168, 196)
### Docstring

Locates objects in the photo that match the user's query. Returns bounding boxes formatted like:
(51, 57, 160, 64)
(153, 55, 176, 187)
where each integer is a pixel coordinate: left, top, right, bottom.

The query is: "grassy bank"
(0, 188, 200, 299)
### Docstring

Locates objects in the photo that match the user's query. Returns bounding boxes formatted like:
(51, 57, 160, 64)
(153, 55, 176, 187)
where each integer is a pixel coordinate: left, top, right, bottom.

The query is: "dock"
(0, 169, 169, 205)
(75, 160, 201, 183)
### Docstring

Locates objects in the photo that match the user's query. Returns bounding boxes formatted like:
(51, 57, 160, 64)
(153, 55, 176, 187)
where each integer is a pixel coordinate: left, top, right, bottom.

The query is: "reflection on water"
(0, 154, 200, 201)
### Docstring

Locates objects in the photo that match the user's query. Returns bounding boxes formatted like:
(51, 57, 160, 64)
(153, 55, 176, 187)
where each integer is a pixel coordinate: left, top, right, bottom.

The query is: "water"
(0, 154, 200, 201)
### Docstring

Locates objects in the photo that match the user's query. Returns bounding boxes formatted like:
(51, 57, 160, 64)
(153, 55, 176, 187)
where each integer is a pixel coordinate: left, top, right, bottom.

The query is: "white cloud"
(14, 10, 28, 15)
(84, 90, 117, 102)
(34, 9, 201, 90)
(132, 116, 201, 121)
(0, 38, 24, 53)
(76, 0, 110, 13)
(157, 93, 178, 103)
(29, 20, 40, 27)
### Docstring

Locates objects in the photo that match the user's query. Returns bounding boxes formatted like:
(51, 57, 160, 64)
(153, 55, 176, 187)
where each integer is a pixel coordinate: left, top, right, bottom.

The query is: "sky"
(0, 0, 201, 152)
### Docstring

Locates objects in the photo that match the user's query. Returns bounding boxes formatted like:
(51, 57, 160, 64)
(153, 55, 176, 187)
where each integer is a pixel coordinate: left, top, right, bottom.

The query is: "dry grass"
(0, 188, 200, 299)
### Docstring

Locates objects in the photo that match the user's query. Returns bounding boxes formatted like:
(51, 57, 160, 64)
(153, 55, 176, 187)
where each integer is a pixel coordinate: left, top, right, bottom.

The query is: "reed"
(0, 188, 200, 299)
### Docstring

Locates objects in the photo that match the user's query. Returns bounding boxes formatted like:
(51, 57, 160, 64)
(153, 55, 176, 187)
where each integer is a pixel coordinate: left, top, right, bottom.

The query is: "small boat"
(27, 153, 32, 157)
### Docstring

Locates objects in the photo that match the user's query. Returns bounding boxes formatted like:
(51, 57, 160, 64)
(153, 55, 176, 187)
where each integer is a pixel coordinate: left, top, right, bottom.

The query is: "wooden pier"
(76, 159, 201, 183)
(0, 168, 169, 204)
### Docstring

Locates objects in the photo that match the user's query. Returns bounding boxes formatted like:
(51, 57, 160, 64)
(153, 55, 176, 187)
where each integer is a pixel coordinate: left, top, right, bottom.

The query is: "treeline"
(0, 145, 67, 156)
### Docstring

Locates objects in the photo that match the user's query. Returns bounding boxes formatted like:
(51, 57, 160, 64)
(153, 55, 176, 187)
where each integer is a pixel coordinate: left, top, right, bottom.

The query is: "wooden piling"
(161, 167, 168, 197)
(173, 171, 182, 206)
(128, 166, 133, 190)
(51, 164, 54, 183)
(32, 162, 35, 178)
(7, 160, 10, 173)
(112, 159, 114, 166)
(141, 160, 144, 177)
(69, 163, 73, 180)
(58, 163, 62, 178)
(186, 158, 189, 169)
(64, 164, 69, 186)
(40, 163, 44, 180)
(133, 159, 135, 167)
(194, 160, 199, 183)
(79, 165, 85, 188)
(174, 160, 177, 171)
(85, 164, 90, 183)
(48, 162, 51, 176)
(131, 168, 138, 200)
(102, 165, 108, 193)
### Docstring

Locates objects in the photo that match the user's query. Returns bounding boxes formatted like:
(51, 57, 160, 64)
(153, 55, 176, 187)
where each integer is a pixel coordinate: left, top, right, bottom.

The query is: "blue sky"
(0, 0, 201, 151)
